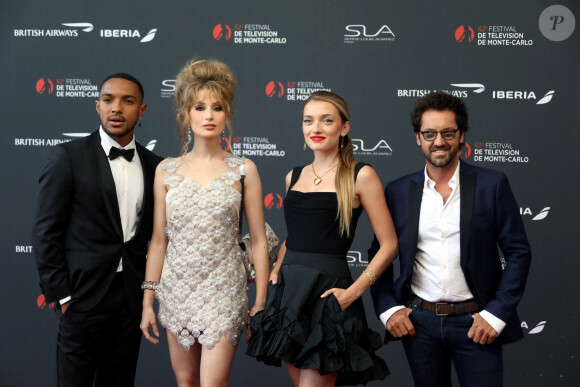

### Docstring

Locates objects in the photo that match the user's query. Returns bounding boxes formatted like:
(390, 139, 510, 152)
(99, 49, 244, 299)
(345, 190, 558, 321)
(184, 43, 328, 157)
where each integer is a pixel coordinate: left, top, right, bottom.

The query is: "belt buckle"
(435, 302, 449, 316)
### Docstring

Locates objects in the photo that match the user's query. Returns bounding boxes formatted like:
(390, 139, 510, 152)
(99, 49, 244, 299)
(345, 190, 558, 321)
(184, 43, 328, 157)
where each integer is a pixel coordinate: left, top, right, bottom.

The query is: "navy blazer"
(33, 131, 162, 316)
(369, 160, 531, 345)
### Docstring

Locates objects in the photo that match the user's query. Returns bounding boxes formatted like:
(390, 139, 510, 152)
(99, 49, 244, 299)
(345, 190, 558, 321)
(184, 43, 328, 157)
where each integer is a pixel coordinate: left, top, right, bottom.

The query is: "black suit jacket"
(369, 160, 531, 345)
(33, 131, 162, 316)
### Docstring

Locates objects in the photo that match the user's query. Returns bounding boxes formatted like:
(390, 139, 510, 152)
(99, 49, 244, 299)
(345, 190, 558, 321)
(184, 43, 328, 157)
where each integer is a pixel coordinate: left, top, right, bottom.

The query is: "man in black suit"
(33, 73, 162, 386)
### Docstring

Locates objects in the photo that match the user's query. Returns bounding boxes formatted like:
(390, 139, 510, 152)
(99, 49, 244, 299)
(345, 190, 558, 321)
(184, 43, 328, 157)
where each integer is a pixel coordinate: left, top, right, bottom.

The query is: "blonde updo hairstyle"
(304, 91, 358, 237)
(174, 59, 237, 155)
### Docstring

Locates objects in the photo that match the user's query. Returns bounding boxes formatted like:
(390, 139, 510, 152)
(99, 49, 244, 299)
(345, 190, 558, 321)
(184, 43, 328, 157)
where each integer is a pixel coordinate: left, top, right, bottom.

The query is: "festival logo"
(462, 24, 534, 46)
(266, 81, 331, 102)
(36, 78, 54, 95)
(37, 294, 56, 310)
(539, 5, 575, 42)
(213, 23, 287, 44)
(455, 25, 475, 43)
(231, 136, 286, 157)
(462, 141, 530, 164)
(264, 193, 284, 210)
(265, 81, 285, 98)
(35, 77, 98, 98)
(344, 24, 396, 43)
(213, 24, 232, 40)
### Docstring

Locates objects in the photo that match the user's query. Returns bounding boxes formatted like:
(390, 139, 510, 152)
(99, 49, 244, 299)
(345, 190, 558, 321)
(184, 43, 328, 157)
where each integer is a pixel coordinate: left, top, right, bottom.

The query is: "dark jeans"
(402, 301, 503, 387)
(56, 273, 142, 387)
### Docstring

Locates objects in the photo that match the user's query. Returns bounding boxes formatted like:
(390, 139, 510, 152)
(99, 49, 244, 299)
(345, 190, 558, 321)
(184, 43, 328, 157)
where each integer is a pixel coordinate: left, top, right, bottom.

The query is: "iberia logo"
(264, 193, 283, 209)
(36, 78, 54, 95)
(37, 294, 56, 310)
(213, 24, 232, 40)
(265, 81, 285, 98)
(455, 25, 475, 43)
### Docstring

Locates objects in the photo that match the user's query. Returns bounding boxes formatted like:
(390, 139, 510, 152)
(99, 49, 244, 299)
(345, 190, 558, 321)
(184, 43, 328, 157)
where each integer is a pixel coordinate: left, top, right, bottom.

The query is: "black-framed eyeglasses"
(419, 129, 459, 141)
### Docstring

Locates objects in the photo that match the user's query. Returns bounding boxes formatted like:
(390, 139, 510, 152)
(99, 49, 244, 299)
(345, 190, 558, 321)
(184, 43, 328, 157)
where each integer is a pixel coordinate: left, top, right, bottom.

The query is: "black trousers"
(56, 273, 142, 387)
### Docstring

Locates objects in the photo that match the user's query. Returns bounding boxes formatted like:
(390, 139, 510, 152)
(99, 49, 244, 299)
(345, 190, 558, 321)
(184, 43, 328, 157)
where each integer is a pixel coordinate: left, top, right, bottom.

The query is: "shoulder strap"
(354, 162, 371, 182)
(288, 166, 305, 190)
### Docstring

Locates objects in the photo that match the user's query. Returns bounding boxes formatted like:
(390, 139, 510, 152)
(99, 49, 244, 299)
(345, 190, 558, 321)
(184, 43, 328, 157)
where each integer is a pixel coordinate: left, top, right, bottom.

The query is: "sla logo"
(264, 193, 283, 210)
(344, 25, 395, 38)
(455, 25, 475, 42)
(37, 294, 55, 310)
(520, 207, 550, 220)
(522, 320, 546, 335)
(36, 78, 54, 95)
(213, 24, 232, 40)
(539, 5, 575, 42)
(351, 139, 393, 156)
(346, 251, 369, 267)
(265, 81, 285, 98)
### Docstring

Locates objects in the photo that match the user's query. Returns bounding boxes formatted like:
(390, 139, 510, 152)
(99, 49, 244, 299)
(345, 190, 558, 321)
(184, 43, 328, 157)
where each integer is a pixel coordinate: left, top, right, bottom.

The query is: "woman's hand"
(140, 306, 160, 344)
(320, 288, 356, 311)
(269, 268, 279, 285)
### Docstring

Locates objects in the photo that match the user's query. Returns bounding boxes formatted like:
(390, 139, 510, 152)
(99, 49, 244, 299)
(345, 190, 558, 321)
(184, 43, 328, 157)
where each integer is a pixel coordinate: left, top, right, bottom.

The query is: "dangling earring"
(221, 129, 226, 143)
(339, 136, 344, 152)
(185, 126, 192, 148)
(303, 142, 307, 151)
(138, 117, 142, 127)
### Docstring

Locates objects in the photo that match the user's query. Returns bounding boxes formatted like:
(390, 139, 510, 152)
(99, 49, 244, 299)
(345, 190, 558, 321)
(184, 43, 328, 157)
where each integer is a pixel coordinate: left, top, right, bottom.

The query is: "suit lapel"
(459, 161, 476, 271)
(88, 131, 123, 239)
(406, 173, 423, 274)
(132, 143, 152, 239)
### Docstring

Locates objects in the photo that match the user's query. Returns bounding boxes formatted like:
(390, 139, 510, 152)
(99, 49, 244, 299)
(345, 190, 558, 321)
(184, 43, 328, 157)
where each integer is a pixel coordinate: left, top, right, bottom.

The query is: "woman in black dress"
(247, 91, 398, 386)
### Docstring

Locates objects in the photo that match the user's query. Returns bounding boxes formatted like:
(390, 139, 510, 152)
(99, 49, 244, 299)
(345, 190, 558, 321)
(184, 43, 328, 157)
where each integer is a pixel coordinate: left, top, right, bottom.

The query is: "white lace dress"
(155, 155, 248, 350)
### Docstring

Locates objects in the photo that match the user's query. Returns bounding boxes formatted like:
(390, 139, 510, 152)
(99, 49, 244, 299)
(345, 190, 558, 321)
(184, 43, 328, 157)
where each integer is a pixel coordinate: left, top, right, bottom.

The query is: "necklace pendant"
(313, 177, 322, 185)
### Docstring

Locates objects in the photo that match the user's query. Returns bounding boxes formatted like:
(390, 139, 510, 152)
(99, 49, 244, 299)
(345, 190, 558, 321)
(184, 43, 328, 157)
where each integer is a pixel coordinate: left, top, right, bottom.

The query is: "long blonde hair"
(304, 91, 358, 236)
(174, 59, 237, 155)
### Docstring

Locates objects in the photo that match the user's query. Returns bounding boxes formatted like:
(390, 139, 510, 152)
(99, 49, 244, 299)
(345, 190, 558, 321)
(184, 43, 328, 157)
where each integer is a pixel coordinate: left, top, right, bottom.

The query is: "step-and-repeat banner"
(1, 1, 578, 385)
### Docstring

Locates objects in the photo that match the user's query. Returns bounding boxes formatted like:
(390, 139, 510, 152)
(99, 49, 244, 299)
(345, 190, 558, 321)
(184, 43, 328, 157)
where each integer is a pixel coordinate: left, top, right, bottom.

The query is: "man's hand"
(61, 301, 69, 314)
(386, 308, 415, 338)
(467, 312, 498, 345)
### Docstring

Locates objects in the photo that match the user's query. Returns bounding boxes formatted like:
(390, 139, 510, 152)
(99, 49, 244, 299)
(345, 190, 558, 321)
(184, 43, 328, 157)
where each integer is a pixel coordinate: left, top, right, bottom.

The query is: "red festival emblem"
(36, 78, 54, 95)
(455, 25, 475, 43)
(37, 294, 55, 310)
(265, 81, 285, 98)
(460, 142, 472, 158)
(213, 24, 232, 40)
(220, 135, 231, 151)
(264, 193, 284, 209)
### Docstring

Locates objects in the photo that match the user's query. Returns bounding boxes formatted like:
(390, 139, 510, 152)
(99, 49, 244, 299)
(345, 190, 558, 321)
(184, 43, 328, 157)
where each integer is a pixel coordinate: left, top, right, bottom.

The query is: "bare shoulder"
(356, 164, 380, 186)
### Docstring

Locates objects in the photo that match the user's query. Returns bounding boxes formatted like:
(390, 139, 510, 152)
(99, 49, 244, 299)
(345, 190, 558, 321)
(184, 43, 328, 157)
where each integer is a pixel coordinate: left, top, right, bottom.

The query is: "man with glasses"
(368, 91, 531, 386)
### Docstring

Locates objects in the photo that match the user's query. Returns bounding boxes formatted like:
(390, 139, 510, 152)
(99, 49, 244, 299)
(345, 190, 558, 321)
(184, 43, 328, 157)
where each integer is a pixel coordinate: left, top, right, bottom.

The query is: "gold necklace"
(312, 163, 337, 185)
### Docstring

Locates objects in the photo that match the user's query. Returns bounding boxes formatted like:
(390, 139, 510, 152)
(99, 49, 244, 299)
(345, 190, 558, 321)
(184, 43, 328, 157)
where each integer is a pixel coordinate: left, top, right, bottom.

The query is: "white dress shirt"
(59, 128, 144, 305)
(380, 163, 506, 334)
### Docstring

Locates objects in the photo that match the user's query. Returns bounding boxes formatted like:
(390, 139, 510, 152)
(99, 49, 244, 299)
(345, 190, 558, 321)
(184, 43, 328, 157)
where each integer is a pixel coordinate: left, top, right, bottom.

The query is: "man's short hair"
(100, 73, 144, 101)
(410, 91, 469, 134)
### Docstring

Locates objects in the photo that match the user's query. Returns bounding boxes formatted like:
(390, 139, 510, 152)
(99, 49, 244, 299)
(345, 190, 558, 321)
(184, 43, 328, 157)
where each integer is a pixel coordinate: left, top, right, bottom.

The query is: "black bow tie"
(108, 147, 135, 161)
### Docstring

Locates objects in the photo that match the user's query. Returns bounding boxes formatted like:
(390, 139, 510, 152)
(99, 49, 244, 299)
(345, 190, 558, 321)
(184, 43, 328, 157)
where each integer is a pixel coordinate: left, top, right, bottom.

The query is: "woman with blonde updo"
(140, 59, 269, 386)
(247, 91, 398, 386)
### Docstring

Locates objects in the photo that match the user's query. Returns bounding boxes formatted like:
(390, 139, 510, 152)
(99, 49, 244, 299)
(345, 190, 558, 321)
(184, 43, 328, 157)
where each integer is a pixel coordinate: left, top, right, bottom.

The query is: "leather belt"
(412, 295, 481, 316)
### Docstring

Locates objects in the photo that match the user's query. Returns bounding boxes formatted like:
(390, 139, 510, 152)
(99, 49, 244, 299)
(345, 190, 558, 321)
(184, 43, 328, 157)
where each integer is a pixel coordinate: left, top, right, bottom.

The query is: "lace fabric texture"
(155, 156, 248, 350)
